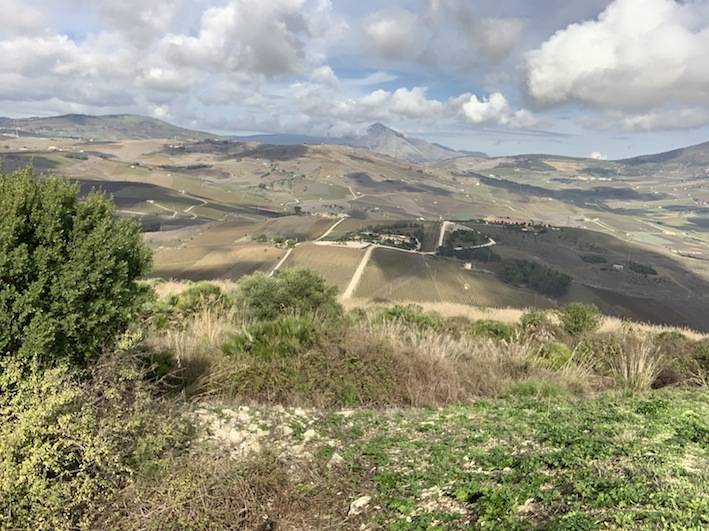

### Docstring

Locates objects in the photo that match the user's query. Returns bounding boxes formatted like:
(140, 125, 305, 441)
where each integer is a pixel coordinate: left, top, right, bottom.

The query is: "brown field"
(261, 216, 335, 241)
(152, 243, 282, 281)
(354, 248, 549, 308)
(284, 243, 365, 291)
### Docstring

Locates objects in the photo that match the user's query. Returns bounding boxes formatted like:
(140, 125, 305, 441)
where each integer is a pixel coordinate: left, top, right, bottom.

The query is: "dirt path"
(316, 217, 346, 241)
(269, 248, 294, 277)
(184, 198, 208, 219)
(437, 221, 455, 248)
(343, 245, 374, 300)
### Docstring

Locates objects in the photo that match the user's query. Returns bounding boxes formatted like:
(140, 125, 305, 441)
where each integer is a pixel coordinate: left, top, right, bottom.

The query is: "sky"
(1, 0, 709, 158)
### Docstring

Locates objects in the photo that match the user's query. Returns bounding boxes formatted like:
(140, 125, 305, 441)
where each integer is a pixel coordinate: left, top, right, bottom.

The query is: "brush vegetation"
(1, 169, 707, 530)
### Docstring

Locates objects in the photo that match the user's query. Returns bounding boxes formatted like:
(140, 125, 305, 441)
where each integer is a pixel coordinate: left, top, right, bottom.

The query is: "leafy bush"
(534, 341, 574, 369)
(376, 304, 443, 332)
(237, 268, 341, 321)
(0, 354, 190, 529)
(470, 320, 514, 341)
(0, 169, 151, 369)
(222, 324, 401, 406)
(629, 261, 658, 276)
(579, 253, 607, 264)
(223, 314, 320, 360)
(147, 282, 233, 331)
(558, 303, 602, 337)
(520, 310, 559, 341)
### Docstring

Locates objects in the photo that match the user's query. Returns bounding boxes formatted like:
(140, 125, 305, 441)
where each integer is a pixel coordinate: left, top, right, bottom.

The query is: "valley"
(2, 116, 709, 331)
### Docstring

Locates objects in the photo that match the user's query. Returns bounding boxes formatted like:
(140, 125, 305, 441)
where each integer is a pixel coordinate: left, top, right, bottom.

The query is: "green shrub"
(0, 168, 151, 369)
(629, 261, 658, 276)
(377, 304, 443, 332)
(470, 320, 513, 341)
(534, 341, 574, 369)
(0, 355, 190, 530)
(222, 325, 400, 407)
(558, 303, 602, 337)
(146, 282, 233, 331)
(223, 314, 320, 360)
(237, 268, 341, 321)
(520, 310, 559, 341)
(580, 253, 607, 264)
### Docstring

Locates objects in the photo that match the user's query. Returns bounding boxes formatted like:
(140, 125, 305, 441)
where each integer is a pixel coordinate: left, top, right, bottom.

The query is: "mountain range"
(2, 113, 708, 168)
(232, 123, 487, 164)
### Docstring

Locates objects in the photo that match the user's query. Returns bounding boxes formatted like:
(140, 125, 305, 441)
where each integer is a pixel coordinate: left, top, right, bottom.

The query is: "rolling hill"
(619, 139, 709, 167)
(0, 114, 217, 141)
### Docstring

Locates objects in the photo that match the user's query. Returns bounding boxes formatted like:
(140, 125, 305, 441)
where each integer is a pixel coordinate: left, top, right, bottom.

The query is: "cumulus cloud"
(527, 0, 709, 116)
(0, 0, 541, 140)
(364, 0, 527, 69)
(156, 0, 345, 78)
(265, 77, 534, 135)
(590, 152, 608, 160)
(460, 92, 537, 128)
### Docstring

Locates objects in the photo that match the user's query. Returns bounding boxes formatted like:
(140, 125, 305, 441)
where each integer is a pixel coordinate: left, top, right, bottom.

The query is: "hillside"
(0, 114, 217, 141)
(620, 139, 709, 167)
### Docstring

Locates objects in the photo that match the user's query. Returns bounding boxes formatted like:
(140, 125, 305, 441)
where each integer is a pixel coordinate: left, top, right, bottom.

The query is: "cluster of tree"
(580, 253, 608, 264)
(444, 229, 490, 247)
(498, 259, 572, 297)
(438, 246, 501, 262)
(629, 261, 658, 276)
(340, 222, 424, 250)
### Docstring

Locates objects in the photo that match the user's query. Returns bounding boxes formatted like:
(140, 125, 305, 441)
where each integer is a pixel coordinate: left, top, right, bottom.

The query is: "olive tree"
(0, 168, 151, 369)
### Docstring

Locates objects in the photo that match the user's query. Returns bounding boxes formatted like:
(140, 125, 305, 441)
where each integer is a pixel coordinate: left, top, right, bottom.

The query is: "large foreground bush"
(0, 355, 190, 529)
(0, 168, 151, 368)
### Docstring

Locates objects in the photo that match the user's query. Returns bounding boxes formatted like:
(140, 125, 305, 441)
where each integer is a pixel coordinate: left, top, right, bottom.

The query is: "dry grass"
(147, 282, 707, 341)
(344, 298, 525, 324)
(146, 278, 239, 300)
(600, 316, 706, 341)
(359, 319, 592, 404)
(605, 332, 665, 392)
(144, 307, 236, 397)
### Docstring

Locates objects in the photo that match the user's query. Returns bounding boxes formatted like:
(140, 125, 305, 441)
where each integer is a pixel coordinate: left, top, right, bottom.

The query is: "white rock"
(348, 495, 371, 516)
(302, 429, 317, 442)
(327, 452, 345, 468)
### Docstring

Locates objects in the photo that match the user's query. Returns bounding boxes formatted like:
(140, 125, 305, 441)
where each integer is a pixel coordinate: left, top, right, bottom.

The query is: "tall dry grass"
(605, 332, 665, 392)
(145, 307, 237, 397)
(359, 318, 592, 405)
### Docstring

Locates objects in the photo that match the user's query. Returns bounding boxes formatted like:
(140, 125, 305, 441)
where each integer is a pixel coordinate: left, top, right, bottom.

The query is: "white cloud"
(527, 0, 709, 113)
(363, 8, 430, 62)
(619, 108, 709, 131)
(364, 1, 527, 69)
(0, 0, 48, 36)
(460, 92, 537, 128)
(590, 151, 608, 160)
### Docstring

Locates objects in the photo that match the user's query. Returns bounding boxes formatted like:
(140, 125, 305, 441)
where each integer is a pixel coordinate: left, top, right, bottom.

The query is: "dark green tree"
(237, 267, 341, 321)
(0, 168, 151, 369)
